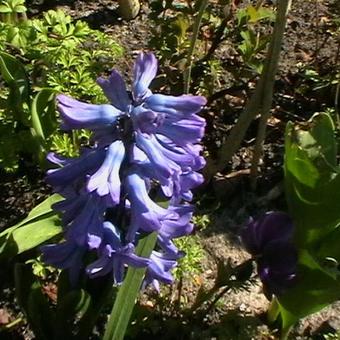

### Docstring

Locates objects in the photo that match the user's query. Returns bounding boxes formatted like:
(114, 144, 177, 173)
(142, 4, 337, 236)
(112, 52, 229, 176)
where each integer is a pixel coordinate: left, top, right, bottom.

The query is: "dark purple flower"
(241, 212, 297, 297)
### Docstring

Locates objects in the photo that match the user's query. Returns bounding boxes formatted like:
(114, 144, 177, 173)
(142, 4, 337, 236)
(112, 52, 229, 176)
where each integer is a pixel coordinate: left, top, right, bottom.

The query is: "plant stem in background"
(203, 0, 292, 181)
(183, 0, 209, 94)
(250, 0, 292, 189)
(117, 0, 140, 20)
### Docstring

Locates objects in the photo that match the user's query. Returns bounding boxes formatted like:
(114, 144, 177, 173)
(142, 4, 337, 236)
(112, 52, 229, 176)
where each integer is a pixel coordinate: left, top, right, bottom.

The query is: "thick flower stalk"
(241, 211, 298, 298)
(41, 52, 206, 288)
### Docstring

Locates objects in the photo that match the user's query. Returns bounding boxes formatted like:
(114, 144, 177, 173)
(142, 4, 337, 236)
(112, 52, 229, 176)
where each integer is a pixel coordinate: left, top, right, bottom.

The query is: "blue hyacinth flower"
(42, 51, 206, 288)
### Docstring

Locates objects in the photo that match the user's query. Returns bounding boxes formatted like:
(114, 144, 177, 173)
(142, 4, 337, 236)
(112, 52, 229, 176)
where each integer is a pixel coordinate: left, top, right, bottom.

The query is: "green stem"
(103, 232, 158, 340)
(183, 0, 209, 94)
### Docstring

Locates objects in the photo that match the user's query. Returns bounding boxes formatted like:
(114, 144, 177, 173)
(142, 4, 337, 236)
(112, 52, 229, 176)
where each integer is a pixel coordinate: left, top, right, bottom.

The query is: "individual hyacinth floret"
(241, 211, 298, 298)
(41, 52, 206, 288)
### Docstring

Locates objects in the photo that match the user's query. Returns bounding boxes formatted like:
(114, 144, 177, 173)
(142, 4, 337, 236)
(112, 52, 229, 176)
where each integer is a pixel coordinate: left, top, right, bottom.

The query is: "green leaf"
(0, 51, 29, 105)
(30, 89, 56, 153)
(2, 194, 62, 235)
(103, 232, 158, 340)
(0, 213, 62, 259)
(278, 250, 340, 330)
(280, 112, 340, 330)
(284, 113, 340, 246)
(316, 226, 340, 263)
(0, 194, 63, 259)
(0, 5, 11, 13)
(14, 5, 26, 12)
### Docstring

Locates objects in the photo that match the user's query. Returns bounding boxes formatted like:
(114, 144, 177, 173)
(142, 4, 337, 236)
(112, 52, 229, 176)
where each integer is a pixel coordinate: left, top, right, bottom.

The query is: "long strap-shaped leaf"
(103, 232, 157, 340)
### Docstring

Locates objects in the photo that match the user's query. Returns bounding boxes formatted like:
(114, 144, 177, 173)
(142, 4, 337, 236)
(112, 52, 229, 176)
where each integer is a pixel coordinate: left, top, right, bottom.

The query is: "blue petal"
(57, 94, 121, 130)
(125, 172, 176, 240)
(146, 251, 177, 285)
(102, 221, 123, 250)
(41, 240, 85, 285)
(86, 252, 113, 278)
(156, 118, 205, 145)
(155, 134, 197, 168)
(131, 105, 162, 133)
(87, 140, 125, 204)
(135, 132, 181, 180)
(97, 70, 130, 111)
(133, 52, 157, 100)
(66, 195, 105, 248)
(46, 148, 106, 190)
(146, 94, 206, 117)
(159, 205, 194, 239)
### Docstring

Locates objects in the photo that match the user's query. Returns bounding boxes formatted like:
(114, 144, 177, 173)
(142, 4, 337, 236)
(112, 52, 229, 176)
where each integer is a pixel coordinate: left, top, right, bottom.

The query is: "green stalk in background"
(183, 0, 209, 94)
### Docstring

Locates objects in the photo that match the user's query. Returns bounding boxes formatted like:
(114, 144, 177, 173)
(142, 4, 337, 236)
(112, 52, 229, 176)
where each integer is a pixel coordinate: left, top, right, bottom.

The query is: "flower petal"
(146, 94, 206, 117)
(57, 94, 121, 130)
(46, 148, 106, 190)
(146, 251, 177, 285)
(97, 70, 130, 111)
(135, 132, 181, 180)
(156, 118, 206, 146)
(133, 52, 158, 100)
(87, 140, 125, 204)
(241, 212, 294, 255)
(125, 172, 176, 240)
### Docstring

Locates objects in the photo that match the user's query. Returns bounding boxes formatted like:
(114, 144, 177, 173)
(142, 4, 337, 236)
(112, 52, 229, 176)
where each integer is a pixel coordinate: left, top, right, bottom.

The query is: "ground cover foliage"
(0, 0, 340, 339)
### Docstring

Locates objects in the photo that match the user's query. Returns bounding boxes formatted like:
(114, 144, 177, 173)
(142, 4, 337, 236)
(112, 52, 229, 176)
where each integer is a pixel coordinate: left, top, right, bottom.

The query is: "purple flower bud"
(241, 212, 297, 297)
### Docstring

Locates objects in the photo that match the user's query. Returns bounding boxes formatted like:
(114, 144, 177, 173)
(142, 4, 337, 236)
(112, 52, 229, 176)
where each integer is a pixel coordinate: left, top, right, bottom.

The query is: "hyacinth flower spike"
(42, 51, 206, 290)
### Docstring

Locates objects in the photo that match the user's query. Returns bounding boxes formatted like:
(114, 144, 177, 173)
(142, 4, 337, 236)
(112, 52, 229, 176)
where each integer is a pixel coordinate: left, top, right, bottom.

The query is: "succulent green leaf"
(284, 113, 340, 246)
(0, 194, 63, 259)
(278, 250, 340, 330)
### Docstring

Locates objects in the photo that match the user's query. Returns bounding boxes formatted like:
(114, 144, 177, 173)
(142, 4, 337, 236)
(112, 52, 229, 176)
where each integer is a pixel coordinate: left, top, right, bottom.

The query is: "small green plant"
(236, 4, 275, 73)
(26, 256, 56, 280)
(173, 234, 204, 280)
(0, 0, 27, 24)
(0, 6, 123, 171)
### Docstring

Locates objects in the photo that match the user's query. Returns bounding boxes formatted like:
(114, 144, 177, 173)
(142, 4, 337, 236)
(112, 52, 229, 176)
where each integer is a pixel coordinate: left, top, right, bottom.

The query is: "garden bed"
(1, 0, 340, 339)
